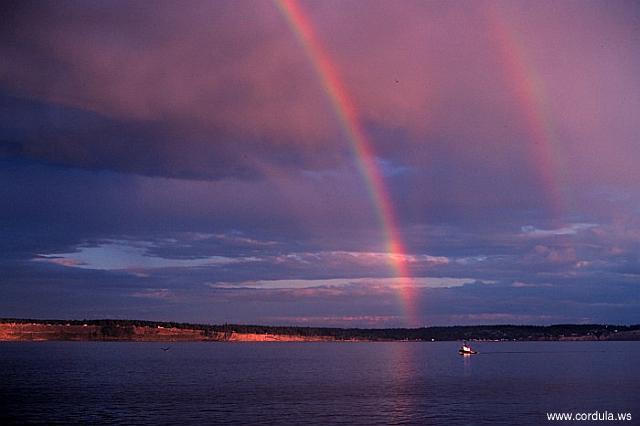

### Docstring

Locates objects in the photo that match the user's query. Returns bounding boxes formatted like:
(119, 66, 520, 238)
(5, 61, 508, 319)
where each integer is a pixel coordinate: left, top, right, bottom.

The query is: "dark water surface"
(1, 341, 638, 425)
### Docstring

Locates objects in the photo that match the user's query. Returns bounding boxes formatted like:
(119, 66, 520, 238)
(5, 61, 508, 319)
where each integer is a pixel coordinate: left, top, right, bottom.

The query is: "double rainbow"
(276, 1, 564, 327)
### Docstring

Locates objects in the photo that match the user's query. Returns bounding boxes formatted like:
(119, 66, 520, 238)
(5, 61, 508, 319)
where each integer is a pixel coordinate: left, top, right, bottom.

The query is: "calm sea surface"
(1, 341, 638, 425)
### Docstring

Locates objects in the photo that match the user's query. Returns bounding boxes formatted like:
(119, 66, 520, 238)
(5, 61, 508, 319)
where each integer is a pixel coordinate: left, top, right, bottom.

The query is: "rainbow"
(488, 4, 565, 223)
(276, 0, 420, 326)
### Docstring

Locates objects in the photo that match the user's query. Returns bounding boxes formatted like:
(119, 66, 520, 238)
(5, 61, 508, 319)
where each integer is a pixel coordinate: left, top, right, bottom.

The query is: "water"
(1, 341, 638, 425)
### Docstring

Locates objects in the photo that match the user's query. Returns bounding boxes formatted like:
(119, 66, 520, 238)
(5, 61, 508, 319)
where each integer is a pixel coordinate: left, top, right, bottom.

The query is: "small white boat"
(458, 341, 477, 355)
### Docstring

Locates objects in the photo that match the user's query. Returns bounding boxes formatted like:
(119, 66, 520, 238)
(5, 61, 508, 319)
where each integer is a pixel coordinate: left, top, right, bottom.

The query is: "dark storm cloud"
(0, 1, 347, 179)
(0, 92, 329, 180)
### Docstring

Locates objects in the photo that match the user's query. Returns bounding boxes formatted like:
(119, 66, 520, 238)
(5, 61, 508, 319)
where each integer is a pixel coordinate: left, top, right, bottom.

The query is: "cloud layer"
(1, 0, 639, 326)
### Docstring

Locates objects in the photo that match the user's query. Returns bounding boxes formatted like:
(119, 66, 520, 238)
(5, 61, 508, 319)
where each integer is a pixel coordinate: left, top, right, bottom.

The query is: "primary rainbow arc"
(276, 0, 419, 327)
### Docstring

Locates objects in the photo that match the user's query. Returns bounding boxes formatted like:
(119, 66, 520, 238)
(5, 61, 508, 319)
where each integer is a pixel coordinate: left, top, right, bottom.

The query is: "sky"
(1, 0, 639, 327)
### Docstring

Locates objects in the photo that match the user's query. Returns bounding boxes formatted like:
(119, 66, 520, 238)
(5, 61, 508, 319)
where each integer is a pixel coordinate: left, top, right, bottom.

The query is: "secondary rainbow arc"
(488, 4, 565, 224)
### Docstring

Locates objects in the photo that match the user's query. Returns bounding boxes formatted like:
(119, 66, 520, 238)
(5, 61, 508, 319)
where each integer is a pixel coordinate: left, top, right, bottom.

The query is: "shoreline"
(1, 319, 639, 342)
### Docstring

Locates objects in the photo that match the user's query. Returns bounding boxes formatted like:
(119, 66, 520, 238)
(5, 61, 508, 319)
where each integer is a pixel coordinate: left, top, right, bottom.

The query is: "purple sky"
(1, 0, 639, 326)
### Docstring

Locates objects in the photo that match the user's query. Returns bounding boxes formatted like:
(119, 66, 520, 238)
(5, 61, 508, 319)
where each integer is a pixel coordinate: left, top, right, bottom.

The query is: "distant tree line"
(1, 318, 638, 341)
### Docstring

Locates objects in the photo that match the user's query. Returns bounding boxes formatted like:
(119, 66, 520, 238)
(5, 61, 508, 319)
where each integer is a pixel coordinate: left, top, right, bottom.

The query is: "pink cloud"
(3, 0, 637, 190)
(32, 256, 86, 267)
(273, 250, 449, 269)
(525, 245, 577, 265)
(130, 288, 173, 300)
